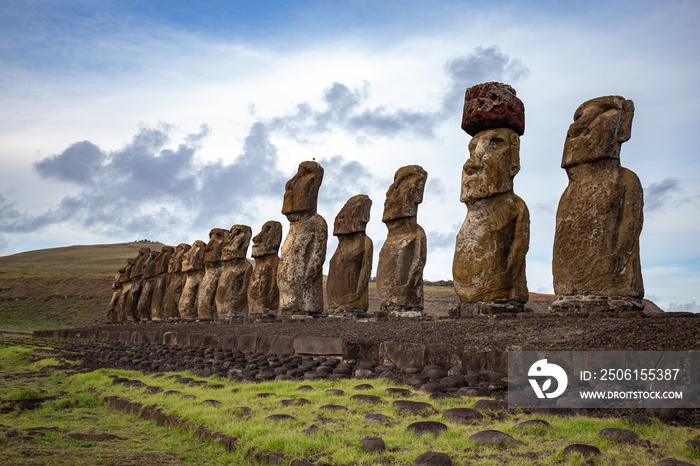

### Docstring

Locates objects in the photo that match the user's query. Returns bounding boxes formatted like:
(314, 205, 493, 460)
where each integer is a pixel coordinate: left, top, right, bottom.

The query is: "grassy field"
(1, 336, 698, 465)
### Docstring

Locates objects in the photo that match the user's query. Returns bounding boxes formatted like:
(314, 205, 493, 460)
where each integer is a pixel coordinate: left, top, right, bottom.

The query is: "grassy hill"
(0, 242, 164, 332)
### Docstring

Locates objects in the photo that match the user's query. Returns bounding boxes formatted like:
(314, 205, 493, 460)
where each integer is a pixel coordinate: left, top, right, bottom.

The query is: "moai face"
(251, 221, 282, 258)
(282, 161, 324, 218)
(334, 194, 372, 236)
(168, 243, 191, 273)
(122, 258, 135, 281)
(461, 128, 520, 204)
(182, 240, 205, 271)
(221, 225, 252, 261)
(204, 228, 228, 263)
(562, 96, 634, 169)
(382, 165, 427, 222)
(143, 251, 158, 278)
(155, 246, 174, 275)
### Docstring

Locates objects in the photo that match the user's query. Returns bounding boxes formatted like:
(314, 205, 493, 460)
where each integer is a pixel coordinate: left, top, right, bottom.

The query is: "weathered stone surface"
(469, 430, 515, 446)
(106, 265, 125, 322)
(197, 228, 228, 319)
(248, 221, 282, 316)
(599, 427, 639, 444)
(135, 251, 158, 320)
(462, 82, 525, 136)
(561, 443, 602, 457)
(149, 246, 174, 320)
(406, 421, 448, 437)
(179, 240, 206, 319)
(278, 161, 328, 316)
(377, 165, 427, 315)
(327, 194, 373, 315)
(216, 225, 253, 318)
(124, 248, 150, 321)
(552, 96, 644, 313)
(162, 243, 191, 319)
(453, 124, 529, 312)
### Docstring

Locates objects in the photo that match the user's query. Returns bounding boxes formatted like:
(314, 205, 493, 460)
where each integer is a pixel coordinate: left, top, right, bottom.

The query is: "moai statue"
(136, 250, 158, 320)
(216, 225, 253, 318)
(196, 228, 228, 319)
(452, 82, 530, 316)
(278, 161, 328, 316)
(327, 194, 373, 317)
(551, 96, 644, 313)
(376, 165, 427, 317)
(123, 248, 150, 321)
(106, 265, 125, 322)
(149, 245, 174, 320)
(247, 221, 283, 317)
(162, 243, 191, 319)
(116, 258, 134, 321)
(179, 240, 206, 319)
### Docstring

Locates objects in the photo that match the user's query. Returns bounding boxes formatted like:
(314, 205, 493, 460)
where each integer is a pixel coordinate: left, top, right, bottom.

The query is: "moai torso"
(116, 259, 134, 321)
(376, 165, 427, 316)
(278, 161, 328, 316)
(247, 221, 282, 316)
(552, 96, 644, 312)
(136, 251, 158, 320)
(197, 228, 227, 319)
(216, 225, 253, 318)
(124, 248, 150, 321)
(178, 240, 205, 319)
(150, 246, 174, 320)
(162, 243, 190, 319)
(327, 195, 373, 315)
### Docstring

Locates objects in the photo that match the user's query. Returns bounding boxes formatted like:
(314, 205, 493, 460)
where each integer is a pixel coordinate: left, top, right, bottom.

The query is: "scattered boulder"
(561, 443, 602, 458)
(599, 427, 639, 444)
(413, 452, 452, 466)
(319, 404, 347, 411)
(266, 414, 296, 422)
(392, 400, 434, 414)
(515, 419, 551, 429)
(406, 421, 448, 437)
(442, 408, 483, 423)
(365, 413, 390, 424)
(350, 394, 383, 404)
(359, 436, 385, 453)
(469, 430, 515, 446)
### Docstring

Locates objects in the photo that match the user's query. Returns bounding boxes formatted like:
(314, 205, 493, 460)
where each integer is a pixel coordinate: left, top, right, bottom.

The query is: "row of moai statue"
(107, 81, 644, 321)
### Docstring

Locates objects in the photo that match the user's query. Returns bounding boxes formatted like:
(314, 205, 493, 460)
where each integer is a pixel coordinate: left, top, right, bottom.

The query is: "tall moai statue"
(452, 82, 530, 316)
(278, 161, 328, 316)
(136, 250, 158, 320)
(551, 95, 644, 313)
(216, 224, 253, 318)
(327, 194, 373, 317)
(179, 240, 206, 319)
(106, 265, 126, 322)
(247, 221, 282, 317)
(123, 248, 150, 321)
(376, 165, 428, 317)
(162, 243, 191, 319)
(197, 228, 228, 319)
(149, 245, 174, 320)
(116, 258, 134, 321)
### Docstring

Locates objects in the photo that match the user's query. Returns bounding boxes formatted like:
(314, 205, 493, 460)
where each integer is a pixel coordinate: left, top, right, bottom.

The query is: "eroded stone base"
(326, 307, 368, 318)
(381, 306, 424, 318)
(456, 300, 526, 317)
(549, 295, 645, 314)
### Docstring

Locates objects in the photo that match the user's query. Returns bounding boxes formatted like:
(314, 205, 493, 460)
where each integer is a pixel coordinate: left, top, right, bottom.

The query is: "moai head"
(155, 246, 175, 275)
(131, 248, 151, 278)
(460, 128, 521, 204)
(221, 224, 252, 261)
(282, 161, 324, 219)
(168, 243, 191, 273)
(561, 95, 634, 169)
(251, 221, 283, 258)
(382, 165, 427, 222)
(204, 228, 228, 264)
(334, 194, 372, 235)
(182, 240, 205, 272)
(122, 258, 135, 281)
(143, 251, 159, 278)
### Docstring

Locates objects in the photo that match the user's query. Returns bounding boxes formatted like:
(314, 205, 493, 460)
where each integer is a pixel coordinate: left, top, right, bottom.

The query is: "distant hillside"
(0, 242, 166, 275)
(0, 242, 165, 332)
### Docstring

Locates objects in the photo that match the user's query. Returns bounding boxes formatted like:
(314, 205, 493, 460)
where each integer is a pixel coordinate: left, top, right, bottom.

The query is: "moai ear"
(509, 132, 521, 177)
(617, 99, 634, 143)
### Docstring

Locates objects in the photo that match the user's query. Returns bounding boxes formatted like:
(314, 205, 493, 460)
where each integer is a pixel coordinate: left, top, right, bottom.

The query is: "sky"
(1, 0, 699, 312)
